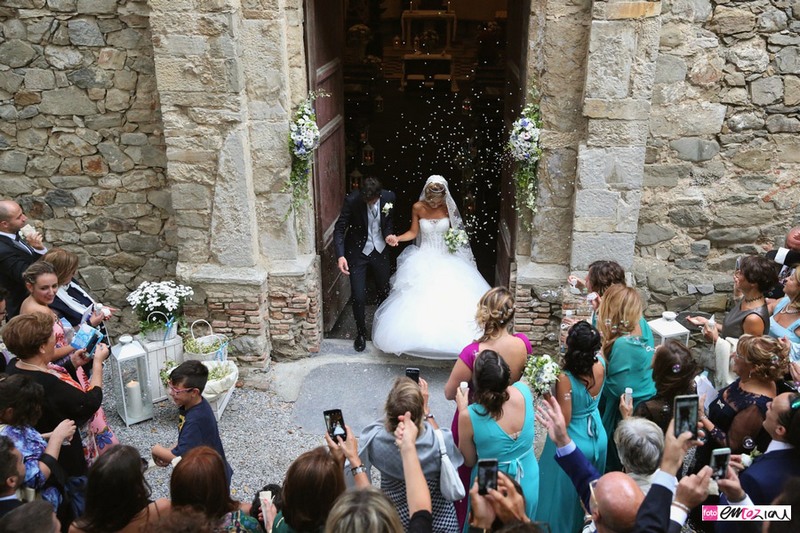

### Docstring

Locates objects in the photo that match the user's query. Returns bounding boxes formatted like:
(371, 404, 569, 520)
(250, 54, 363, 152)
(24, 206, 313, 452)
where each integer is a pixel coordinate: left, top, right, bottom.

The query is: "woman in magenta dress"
(443, 287, 531, 527)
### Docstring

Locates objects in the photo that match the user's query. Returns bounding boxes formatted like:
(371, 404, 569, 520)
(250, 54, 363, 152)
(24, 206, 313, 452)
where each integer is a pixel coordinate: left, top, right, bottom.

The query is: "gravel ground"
(107, 369, 322, 502)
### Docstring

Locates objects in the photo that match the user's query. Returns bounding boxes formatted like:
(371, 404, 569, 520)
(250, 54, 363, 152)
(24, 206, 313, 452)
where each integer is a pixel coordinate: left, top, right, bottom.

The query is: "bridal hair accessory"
(672, 364, 682, 374)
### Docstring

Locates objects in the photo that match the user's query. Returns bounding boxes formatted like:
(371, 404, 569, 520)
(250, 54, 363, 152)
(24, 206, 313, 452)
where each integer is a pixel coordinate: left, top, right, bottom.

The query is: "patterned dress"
(0, 424, 61, 510)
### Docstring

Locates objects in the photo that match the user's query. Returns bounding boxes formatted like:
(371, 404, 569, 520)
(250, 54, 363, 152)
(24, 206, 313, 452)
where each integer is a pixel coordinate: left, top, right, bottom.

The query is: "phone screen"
(323, 409, 346, 441)
(84, 333, 102, 357)
(477, 459, 498, 495)
(710, 448, 731, 480)
(405, 368, 420, 384)
(673, 395, 699, 439)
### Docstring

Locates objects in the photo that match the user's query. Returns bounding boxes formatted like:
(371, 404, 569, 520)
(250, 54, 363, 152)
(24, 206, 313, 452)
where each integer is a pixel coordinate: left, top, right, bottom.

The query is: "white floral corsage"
(381, 203, 393, 215)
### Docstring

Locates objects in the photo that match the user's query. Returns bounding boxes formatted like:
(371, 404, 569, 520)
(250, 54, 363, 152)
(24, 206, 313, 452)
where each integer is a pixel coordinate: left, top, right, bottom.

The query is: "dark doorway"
(323, 0, 527, 338)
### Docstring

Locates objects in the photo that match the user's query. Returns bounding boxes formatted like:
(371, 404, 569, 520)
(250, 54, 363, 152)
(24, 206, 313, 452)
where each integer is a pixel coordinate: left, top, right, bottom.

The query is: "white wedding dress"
(372, 217, 491, 359)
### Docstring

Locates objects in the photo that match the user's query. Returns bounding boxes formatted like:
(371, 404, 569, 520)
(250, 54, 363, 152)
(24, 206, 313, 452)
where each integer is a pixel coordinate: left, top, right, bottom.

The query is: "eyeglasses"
(167, 383, 196, 395)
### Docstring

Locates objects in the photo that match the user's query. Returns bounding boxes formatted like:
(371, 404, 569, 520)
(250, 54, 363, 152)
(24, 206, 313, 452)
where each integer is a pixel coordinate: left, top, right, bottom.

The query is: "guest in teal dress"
(596, 285, 656, 471)
(536, 321, 607, 533)
(455, 350, 538, 530)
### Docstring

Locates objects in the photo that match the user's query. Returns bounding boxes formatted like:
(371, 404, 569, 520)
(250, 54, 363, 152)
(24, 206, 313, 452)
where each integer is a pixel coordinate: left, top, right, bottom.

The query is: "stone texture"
(637, 223, 676, 246)
(39, 87, 97, 115)
(0, 40, 37, 68)
(766, 115, 800, 133)
(708, 6, 756, 35)
(776, 47, 800, 74)
(726, 38, 769, 73)
(751, 76, 784, 105)
(0, 151, 28, 173)
(24, 69, 56, 90)
(97, 141, 135, 172)
(76, 0, 116, 14)
(68, 19, 105, 47)
(669, 137, 719, 161)
(44, 46, 85, 69)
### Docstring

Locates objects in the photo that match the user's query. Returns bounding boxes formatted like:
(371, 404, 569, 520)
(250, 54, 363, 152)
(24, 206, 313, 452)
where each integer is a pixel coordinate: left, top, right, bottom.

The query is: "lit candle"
(126, 380, 144, 419)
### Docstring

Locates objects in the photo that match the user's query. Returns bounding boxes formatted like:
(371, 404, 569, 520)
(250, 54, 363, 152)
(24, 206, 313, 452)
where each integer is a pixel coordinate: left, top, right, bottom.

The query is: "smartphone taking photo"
(673, 394, 699, 439)
(405, 367, 420, 384)
(710, 447, 731, 480)
(323, 409, 347, 441)
(477, 459, 498, 496)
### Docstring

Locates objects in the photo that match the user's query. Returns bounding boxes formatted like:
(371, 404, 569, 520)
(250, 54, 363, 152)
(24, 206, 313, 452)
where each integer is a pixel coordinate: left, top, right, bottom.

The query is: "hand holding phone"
(324, 409, 347, 441)
(477, 459, 498, 496)
(673, 394, 700, 439)
(710, 448, 731, 480)
(405, 367, 420, 384)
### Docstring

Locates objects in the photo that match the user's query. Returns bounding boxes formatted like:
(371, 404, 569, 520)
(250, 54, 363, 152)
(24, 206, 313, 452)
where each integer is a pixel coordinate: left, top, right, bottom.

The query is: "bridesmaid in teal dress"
(596, 285, 656, 471)
(456, 350, 538, 530)
(536, 321, 607, 533)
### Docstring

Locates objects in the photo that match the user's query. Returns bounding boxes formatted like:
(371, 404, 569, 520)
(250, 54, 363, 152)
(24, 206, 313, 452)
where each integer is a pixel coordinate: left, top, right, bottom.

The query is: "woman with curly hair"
(596, 285, 656, 471)
(699, 335, 788, 457)
(535, 321, 606, 533)
(629, 340, 700, 433)
(455, 350, 538, 526)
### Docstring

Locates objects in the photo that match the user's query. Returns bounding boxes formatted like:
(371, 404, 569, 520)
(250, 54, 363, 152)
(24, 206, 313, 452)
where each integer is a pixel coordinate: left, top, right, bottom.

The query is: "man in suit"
(0, 200, 46, 318)
(0, 437, 24, 519)
(333, 177, 395, 352)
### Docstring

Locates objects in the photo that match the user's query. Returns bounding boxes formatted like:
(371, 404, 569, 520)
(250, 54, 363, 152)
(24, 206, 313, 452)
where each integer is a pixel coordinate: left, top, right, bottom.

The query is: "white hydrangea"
(127, 281, 194, 320)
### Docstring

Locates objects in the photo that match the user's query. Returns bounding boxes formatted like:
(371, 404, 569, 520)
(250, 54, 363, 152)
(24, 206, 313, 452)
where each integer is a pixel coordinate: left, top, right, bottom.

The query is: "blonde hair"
(787, 268, 800, 312)
(42, 248, 79, 286)
(736, 335, 789, 381)
(424, 182, 446, 203)
(384, 377, 424, 433)
(475, 287, 515, 342)
(324, 487, 403, 533)
(597, 285, 643, 359)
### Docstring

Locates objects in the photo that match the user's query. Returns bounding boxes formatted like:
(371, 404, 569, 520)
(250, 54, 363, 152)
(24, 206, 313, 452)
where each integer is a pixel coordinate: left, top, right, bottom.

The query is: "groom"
(333, 177, 396, 351)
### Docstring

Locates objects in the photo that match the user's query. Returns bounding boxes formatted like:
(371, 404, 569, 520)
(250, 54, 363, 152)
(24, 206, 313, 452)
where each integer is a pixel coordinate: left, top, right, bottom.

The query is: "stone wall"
(0, 0, 173, 333)
(638, 0, 800, 317)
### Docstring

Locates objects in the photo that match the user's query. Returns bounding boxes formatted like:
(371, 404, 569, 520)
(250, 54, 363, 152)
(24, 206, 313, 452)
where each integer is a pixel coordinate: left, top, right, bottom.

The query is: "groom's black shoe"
(354, 334, 366, 352)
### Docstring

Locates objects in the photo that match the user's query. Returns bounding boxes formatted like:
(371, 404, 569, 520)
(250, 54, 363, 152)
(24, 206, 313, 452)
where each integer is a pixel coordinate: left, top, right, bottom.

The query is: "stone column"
(570, 0, 663, 273)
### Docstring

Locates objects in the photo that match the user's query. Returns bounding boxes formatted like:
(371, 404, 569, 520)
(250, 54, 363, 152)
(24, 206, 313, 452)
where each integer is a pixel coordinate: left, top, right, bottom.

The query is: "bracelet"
(350, 464, 367, 476)
(672, 501, 690, 513)
(425, 413, 435, 420)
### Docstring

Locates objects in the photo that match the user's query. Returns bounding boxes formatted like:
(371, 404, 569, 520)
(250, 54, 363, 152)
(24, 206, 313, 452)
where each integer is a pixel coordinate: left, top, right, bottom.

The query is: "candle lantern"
(111, 334, 154, 426)
(349, 168, 363, 190)
(648, 311, 690, 346)
(362, 143, 375, 166)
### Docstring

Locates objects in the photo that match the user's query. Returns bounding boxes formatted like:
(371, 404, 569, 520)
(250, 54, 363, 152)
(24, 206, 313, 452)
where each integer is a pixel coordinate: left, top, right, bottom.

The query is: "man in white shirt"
(0, 200, 46, 318)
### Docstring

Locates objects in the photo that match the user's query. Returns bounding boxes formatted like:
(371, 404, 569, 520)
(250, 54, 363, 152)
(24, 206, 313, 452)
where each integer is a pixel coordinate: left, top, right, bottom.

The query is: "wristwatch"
(351, 464, 367, 476)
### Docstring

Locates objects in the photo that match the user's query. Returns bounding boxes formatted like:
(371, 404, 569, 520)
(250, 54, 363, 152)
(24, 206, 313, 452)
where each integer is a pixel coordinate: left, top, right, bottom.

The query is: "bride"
(373, 175, 490, 359)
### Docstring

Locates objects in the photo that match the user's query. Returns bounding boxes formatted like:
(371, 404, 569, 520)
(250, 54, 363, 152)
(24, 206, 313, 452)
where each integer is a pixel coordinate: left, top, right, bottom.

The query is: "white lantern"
(111, 335, 154, 426)
(648, 311, 690, 346)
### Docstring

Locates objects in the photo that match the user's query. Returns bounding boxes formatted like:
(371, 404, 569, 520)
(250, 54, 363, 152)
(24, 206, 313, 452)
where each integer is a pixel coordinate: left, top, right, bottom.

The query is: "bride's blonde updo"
(424, 181, 446, 205)
(475, 287, 515, 342)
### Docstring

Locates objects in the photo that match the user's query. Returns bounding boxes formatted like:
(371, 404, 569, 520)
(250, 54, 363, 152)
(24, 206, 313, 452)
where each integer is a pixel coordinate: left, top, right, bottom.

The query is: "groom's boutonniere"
(382, 203, 393, 215)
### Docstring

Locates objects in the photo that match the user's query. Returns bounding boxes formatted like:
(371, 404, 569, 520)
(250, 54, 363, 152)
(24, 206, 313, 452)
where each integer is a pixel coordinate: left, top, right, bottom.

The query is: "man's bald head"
(786, 226, 800, 252)
(593, 472, 645, 533)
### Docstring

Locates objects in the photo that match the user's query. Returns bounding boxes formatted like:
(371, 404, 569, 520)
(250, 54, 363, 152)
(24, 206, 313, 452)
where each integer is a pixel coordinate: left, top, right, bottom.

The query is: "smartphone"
(673, 394, 699, 439)
(405, 367, 420, 384)
(323, 409, 347, 441)
(84, 333, 103, 358)
(710, 447, 731, 480)
(477, 459, 498, 496)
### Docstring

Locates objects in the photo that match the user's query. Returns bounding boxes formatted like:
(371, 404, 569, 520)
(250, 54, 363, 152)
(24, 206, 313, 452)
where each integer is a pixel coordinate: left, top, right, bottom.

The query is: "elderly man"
(0, 200, 46, 318)
(766, 225, 800, 299)
(614, 417, 664, 494)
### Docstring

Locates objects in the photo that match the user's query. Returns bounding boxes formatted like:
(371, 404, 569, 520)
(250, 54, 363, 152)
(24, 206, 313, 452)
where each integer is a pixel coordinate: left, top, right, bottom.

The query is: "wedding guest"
(628, 340, 700, 433)
(333, 176, 396, 352)
(444, 287, 530, 525)
(151, 360, 232, 488)
(272, 447, 346, 533)
(0, 287, 10, 372)
(698, 335, 787, 459)
(765, 225, 800, 299)
(42, 249, 112, 336)
(769, 267, 800, 365)
(596, 284, 656, 471)
(4, 312, 111, 519)
(613, 418, 664, 494)
(0, 436, 24, 518)
(69, 445, 170, 533)
(0, 200, 46, 319)
(456, 350, 539, 522)
(536, 321, 606, 533)
(170, 446, 260, 533)
(0, 374, 75, 514)
(0, 500, 60, 533)
(689, 255, 777, 387)
(20, 262, 78, 366)
(359, 377, 461, 531)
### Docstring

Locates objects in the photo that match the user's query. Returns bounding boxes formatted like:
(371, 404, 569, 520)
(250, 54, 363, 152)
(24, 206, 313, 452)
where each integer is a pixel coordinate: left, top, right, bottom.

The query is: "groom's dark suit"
(0, 233, 41, 318)
(333, 189, 396, 337)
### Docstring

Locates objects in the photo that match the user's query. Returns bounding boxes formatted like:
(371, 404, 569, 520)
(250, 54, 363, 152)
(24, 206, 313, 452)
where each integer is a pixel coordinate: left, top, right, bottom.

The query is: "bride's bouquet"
(522, 354, 561, 397)
(444, 228, 468, 253)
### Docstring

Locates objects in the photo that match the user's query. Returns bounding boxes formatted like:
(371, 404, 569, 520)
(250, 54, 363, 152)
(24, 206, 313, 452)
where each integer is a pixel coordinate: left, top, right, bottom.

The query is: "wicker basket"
(183, 320, 229, 362)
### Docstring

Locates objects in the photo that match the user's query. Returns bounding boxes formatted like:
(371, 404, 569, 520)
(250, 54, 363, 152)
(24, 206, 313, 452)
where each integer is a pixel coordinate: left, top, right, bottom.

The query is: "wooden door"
(306, 0, 347, 333)
(495, 0, 531, 286)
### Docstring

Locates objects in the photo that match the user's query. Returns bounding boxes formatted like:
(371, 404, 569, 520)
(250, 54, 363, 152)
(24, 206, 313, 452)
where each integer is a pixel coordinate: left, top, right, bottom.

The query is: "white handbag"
(434, 429, 466, 501)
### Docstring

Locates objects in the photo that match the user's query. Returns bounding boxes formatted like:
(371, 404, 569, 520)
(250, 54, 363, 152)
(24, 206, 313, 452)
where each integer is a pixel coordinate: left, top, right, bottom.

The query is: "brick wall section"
(510, 266, 557, 354)
(267, 258, 322, 360)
